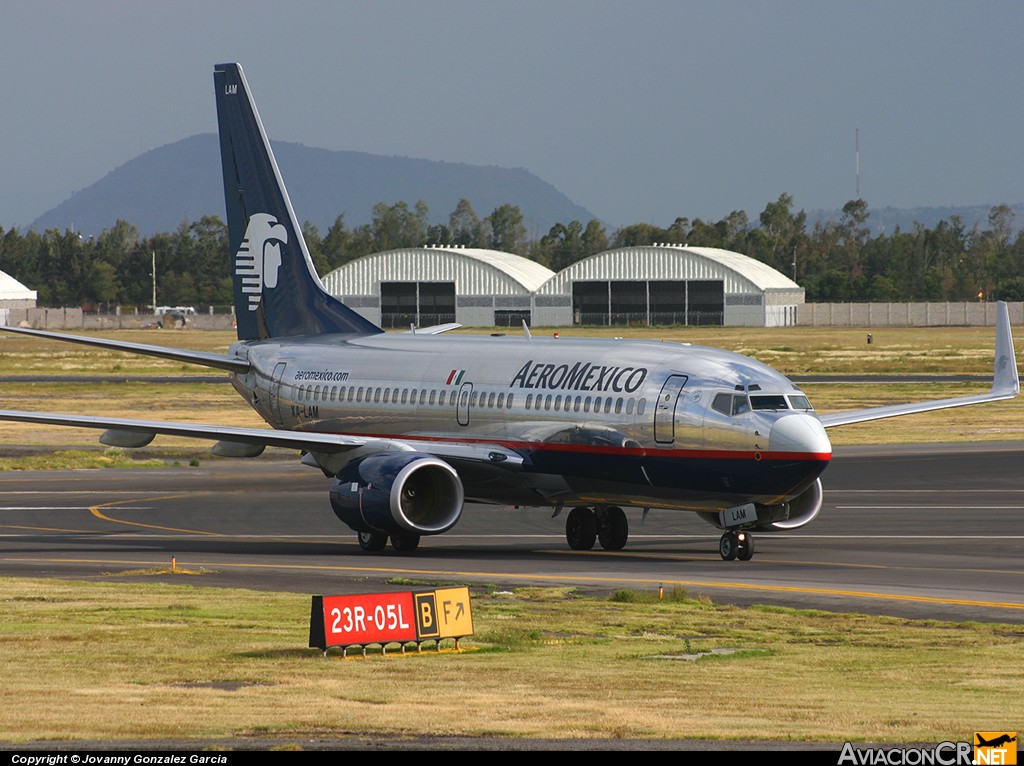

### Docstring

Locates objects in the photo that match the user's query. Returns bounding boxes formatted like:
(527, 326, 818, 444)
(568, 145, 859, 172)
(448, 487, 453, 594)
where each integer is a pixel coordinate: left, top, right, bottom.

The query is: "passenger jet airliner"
(0, 63, 1018, 560)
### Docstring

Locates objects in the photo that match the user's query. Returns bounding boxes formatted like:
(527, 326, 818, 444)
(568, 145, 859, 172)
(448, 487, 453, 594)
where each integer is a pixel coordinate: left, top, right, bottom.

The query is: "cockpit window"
(750, 395, 788, 411)
(788, 395, 814, 411)
(712, 393, 732, 415)
(712, 392, 752, 416)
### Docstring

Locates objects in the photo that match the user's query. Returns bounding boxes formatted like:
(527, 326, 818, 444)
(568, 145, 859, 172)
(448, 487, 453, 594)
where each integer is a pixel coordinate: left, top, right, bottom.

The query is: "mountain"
(30, 134, 598, 238)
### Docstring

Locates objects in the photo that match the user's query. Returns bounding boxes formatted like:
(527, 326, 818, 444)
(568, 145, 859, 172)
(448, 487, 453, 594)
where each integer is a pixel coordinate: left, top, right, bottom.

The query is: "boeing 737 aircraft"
(0, 63, 1019, 560)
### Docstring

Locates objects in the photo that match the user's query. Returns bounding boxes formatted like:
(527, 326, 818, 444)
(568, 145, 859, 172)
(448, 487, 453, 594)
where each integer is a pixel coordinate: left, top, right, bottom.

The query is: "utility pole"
(855, 128, 860, 200)
(151, 251, 156, 313)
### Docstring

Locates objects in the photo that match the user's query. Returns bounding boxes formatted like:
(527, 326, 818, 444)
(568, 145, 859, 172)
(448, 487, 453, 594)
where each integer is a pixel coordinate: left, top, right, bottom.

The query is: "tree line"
(2, 194, 1022, 310)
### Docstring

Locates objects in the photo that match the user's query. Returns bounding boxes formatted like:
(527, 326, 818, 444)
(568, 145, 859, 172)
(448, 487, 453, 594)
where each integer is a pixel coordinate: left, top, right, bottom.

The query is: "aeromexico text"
(509, 361, 648, 393)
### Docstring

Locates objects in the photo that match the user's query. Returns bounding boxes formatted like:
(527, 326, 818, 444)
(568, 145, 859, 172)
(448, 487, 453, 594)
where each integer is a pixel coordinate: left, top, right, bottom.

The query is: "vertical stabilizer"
(214, 63, 382, 340)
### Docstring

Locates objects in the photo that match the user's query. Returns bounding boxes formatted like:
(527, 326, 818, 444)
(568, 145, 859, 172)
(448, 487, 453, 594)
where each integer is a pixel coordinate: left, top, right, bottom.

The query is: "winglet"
(992, 300, 1019, 396)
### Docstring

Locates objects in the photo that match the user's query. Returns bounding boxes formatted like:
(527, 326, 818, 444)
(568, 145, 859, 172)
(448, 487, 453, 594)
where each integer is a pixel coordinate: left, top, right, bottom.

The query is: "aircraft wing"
(0, 326, 248, 374)
(0, 409, 524, 467)
(0, 409, 364, 452)
(818, 301, 1019, 428)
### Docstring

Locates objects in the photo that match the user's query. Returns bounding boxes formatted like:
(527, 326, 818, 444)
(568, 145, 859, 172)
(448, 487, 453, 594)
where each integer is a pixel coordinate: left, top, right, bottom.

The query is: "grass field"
(0, 579, 1019, 745)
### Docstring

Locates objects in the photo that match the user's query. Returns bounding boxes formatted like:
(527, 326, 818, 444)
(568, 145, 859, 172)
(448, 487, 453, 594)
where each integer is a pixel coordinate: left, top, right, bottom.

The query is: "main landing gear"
(565, 506, 629, 551)
(357, 530, 421, 553)
(718, 530, 754, 561)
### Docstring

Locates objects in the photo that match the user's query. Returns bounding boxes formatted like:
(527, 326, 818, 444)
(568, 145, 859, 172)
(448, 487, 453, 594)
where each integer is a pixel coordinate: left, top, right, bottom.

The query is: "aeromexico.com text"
(509, 361, 648, 393)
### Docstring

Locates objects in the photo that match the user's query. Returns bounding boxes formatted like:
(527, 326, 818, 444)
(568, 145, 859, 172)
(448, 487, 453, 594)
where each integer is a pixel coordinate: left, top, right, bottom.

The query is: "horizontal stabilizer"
(0, 325, 249, 374)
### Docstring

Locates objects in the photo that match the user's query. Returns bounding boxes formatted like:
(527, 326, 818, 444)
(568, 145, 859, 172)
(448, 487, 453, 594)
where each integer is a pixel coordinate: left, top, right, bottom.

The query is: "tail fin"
(214, 63, 382, 340)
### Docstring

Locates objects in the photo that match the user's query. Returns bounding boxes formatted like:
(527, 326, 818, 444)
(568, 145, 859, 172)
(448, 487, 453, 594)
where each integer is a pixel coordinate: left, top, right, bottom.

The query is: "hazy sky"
(3, 0, 1022, 230)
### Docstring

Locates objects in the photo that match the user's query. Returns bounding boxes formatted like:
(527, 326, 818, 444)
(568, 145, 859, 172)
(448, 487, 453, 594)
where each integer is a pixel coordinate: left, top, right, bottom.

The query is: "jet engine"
(696, 478, 824, 531)
(329, 452, 465, 536)
(759, 478, 824, 530)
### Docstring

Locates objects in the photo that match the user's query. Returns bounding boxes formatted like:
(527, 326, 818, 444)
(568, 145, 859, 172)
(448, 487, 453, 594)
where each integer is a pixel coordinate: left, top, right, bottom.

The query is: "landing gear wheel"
(390, 532, 421, 553)
(566, 506, 597, 550)
(596, 506, 629, 551)
(719, 531, 739, 561)
(358, 531, 388, 552)
(737, 532, 755, 561)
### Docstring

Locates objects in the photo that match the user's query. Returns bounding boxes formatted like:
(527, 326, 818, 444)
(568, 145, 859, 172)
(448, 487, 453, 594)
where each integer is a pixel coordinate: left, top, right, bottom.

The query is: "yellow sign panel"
(414, 587, 473, 639)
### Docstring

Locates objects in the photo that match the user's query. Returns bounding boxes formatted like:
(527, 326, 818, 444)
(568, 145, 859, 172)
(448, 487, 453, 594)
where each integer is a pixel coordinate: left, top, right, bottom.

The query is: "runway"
(0, 441, 1021, 623)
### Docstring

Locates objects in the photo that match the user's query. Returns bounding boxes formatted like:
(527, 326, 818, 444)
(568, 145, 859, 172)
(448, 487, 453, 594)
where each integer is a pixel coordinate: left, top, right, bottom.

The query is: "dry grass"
(0, 579, 1019, 744)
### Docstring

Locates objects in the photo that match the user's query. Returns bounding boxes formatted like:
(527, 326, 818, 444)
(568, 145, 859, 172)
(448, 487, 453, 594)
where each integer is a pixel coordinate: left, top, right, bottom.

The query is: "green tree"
(449, 199, 489, 247)
(371, 200, 429, 251)
(611, 222, 666, 248)
(486, 204, 528, 254)
(322, 214, 355, 269)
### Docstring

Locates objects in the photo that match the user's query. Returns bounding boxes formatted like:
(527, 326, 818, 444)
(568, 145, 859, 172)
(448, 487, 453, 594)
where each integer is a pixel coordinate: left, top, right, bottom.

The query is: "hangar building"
(0, 270, 38, 310)
(321, 246, 555, 328)
(323, 243, 802, 328)
(533, 245, 803, 327)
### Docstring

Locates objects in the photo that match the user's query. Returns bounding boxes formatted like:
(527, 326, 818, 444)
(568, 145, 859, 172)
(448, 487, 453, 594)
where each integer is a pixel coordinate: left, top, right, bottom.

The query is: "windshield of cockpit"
(711, 392, 814, 416)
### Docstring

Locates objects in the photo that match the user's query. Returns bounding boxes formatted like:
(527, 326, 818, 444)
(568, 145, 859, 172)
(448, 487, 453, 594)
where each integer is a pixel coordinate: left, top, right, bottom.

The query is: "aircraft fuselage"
(228, 332, 832, 513)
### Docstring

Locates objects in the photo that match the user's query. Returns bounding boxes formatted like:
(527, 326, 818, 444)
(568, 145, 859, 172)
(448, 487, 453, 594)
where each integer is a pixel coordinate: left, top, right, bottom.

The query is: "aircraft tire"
(737, 533, 754, 561)
(596, 506, 629, 551)
(719, 532, 738, 561)
(390, 532, 421, 553)
(358, 531, 388, 552)
(566, 507, 597, 550)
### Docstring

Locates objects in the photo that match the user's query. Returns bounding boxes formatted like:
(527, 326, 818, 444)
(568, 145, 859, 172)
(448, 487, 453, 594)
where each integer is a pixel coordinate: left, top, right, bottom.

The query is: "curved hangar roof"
(0, 270, 37, 301)
(536, 244, 800, 294)
(323, 246, 555, 296)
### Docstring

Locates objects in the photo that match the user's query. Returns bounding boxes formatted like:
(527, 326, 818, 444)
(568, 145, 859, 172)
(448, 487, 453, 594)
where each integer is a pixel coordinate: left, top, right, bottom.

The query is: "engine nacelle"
(696, 478, 824, 531)
(329, 452, 464, 536)
(764, 478, 824, 530)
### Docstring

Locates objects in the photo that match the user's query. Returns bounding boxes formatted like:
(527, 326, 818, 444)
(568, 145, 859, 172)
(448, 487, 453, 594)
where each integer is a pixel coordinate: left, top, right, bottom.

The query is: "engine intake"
(765, 478, 824, 530)
(696, 478, 824, 531)
(330, 452, 464, 536)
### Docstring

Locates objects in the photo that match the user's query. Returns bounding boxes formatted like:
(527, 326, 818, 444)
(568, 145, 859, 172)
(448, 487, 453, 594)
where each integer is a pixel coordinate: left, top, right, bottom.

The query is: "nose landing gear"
(719, 530, 754, 561)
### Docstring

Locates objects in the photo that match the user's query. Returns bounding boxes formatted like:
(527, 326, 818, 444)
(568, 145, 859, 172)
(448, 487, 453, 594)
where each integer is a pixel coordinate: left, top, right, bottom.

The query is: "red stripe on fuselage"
(300, 429, 831, 463)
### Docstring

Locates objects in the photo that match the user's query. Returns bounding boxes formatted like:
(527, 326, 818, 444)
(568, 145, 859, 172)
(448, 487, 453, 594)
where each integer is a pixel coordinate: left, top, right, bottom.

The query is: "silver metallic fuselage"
(228, 332, 832, 512)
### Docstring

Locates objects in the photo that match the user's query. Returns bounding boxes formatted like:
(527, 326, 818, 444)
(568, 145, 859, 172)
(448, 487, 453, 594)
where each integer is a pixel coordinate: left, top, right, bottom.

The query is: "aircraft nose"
(768, 413, 832, 456)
